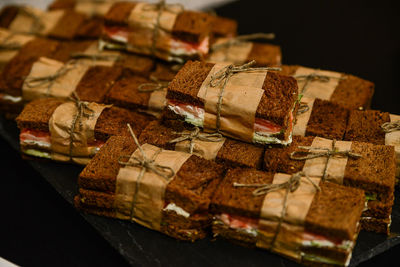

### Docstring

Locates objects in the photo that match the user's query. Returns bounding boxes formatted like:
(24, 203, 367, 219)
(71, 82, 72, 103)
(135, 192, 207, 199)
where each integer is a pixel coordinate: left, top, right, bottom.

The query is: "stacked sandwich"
(0, 1, 398, 267)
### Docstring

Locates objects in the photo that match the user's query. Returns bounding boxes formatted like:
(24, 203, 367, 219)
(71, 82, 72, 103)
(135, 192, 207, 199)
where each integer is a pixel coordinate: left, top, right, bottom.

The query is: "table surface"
(1, 0, 400, 266)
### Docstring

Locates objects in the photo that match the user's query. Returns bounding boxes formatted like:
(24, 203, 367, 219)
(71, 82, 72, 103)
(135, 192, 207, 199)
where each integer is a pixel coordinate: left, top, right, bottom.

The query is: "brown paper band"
(22, 57, 89, 101)
(171, 127, 226, 160)
(385, 114, 400, 177)
(297, 137, 356, 184)
(0, 30, 34, 65)
(114, 143, 191, 230)
(294, 67, 342, 100)
(74, 42, 121, 67)
(255, 172, 321, 259)
(148, 89, 167, 114)
(292, 97, 315, 137)
(75, 1, 114, 17)
(49, 100, 111, 164)
(197, 62, 269, 142)
(208, 38, 253, 64)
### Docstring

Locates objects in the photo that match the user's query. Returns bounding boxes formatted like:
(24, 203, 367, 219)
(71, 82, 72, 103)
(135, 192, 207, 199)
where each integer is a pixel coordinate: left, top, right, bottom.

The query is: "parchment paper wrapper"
(207, 38, 253, 64)
(292, 97, 315, 137)
(386, 114, 400, 177)
(9, 8, 65, 36)
(294, 67, 342, 100)
(302, 137, 352, 184)
(114, 144, 191, 230)
(80, 42, 121, 67)
(75, 1, 114, 17)
(147, 88, 168, 117)
(22, 57, 89, 101)
(49, 101, 111, 165)
(174, 131, 226, 160)
(197, 63, 266, 142)
(0, 29, 34, 66)
(256, 173, 321, 261)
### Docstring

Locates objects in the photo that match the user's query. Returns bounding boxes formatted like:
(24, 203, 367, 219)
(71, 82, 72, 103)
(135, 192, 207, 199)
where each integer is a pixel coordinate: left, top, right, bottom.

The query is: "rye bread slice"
(104, 1, 137, 26)
(278, 65, 374, 110)
(360, 217, 391, 235)
(246, 43, 282, 67)
(1, 38, 60, 96)
(16, 98, 153, 140)
(138, 120, 265, 169)
(48, 0, 76, 10)
(75, 65, 123, 103)
(50, 40, 94, 63)
(47, 10, 87, 40)
(117, 53, 154, 77)
(150, 62, 180, 81)
(105, 74, 153, 110)
(305, 98, 349, 140)
(78, 135, 225, 214)
(264, 136, 396, 202)
(211, 168, 364, 241)
(0, 5, 19, 28)
(172, 11, 214, 44)
(211, 16, 237, 38)
(167, 60, 298, 127)
(344, 109, 390, 145)
(75, 17, 104, 39)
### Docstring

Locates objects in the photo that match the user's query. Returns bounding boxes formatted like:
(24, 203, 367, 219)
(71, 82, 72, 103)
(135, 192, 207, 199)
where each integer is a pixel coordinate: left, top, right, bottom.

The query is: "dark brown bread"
(211, 16, 237, 38)
(305, 98, 349, 140)
(344, 109, 389, 145)
(278, 65, 374, 110)
(363, 193, 394, 219)
(211, 168, 364, 240)
(305, 181, 364, 240)
(48, 0, 76, 10)
(150, 62, 180, 81)
(16, 98, 64, 131)
(104, 1, 137, 26)
(0, 5, 19, 28)
(78, 135, 225, 213)
(247, 43, 281, 67)
(360, 217, 390, 235)
(48, 10, 87, 40)
(75, 17, 104, 39)
(75, 66, 122, 103)
(105, 74, 152, 110)
(117, 53, 154, 76)
(167, 60, 298, 126)
(139, 120, 264, 169)
(172, 11, 214, 43)
(263, 135, 314, 173)
(50, 40, 94, 63)
(1, 38, 60, 96)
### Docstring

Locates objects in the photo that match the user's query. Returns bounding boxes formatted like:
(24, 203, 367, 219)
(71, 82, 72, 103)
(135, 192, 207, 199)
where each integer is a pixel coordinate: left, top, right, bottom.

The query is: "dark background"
(1, 0, 399, 266)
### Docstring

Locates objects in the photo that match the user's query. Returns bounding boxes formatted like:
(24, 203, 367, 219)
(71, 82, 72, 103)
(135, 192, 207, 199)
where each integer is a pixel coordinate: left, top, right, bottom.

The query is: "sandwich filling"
(214, 213, 354, 266)
(103, 26, 209, 60)
(167, 99, 295, 145)
(19, 129, 104, 159)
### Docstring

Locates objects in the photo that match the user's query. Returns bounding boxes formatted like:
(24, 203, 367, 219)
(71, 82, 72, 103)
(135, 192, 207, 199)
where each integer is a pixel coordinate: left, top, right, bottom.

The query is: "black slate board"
(1, 115, 399, 267)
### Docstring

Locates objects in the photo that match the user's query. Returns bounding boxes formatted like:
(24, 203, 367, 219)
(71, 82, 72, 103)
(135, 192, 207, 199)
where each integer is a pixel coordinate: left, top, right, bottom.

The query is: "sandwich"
(165, 60, 299, 145)
(0, 5, 89, 40)
(293, 97, 349, 140)
(344, 109, 400, 178)
(16, 97, 153, 164)
(138, 120, 265, 169)
(75, 134, 225, 241)
(0, 28, 35, 72)
(263, 135, 396, 234)
(102, 1, 214, 63)
(210, 15, 237, 39)
(211, 167, 365, 266)
(279, 65, 374, 110)
(207, 38, 281, 67)
(0, 37, 60, 117)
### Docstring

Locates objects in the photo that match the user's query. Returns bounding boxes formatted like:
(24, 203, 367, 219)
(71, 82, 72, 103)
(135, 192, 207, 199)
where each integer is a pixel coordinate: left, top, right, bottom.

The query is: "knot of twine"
(19, 7, 44, 34)
(143, 0, 184, 58)
(297, 102, 309, 115)
(209, 60, 281, 132)
(138, 78, 170, 93)
(381, 120, 400, 133)
(67, 91, 95, 160)
(294, 72, 346, 94)
(118, 123, 175, 219)
(211, 33, 275, 51)
(233, 171, 320, 248)
(169, 126, 224, 154)
(289, 139, 362, 181)
(70, 52, 121, 64)
(24, 60, 77, 96)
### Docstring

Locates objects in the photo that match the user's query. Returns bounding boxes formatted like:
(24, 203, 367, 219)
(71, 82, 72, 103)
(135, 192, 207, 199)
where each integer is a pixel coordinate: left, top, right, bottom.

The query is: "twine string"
(70, 52, 121, 65)
(169, 126, 224, 154)
(381, 120, 400, 133)
(297, 102, 310, 115)
(209, 60, 281, 132)
(211, 33, 275, 51)
(233, 171, 320, 249)
(294, 72, 345, 94)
